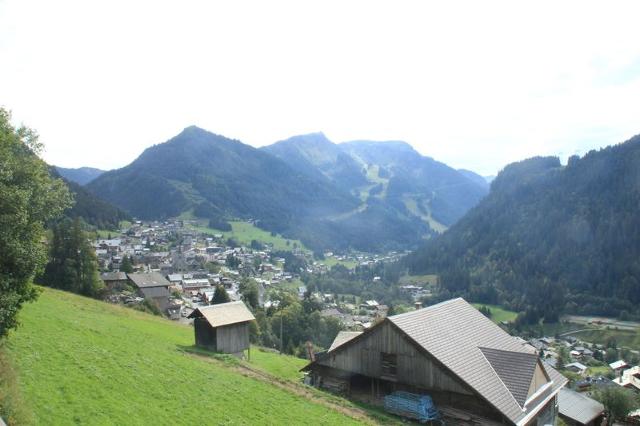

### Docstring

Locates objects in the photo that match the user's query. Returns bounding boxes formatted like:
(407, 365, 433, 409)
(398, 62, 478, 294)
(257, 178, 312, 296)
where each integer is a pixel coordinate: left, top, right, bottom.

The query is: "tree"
(211, 285, 230, 305)
(605, 348, 619, 363)
(594, 386, 638, 425)
(0, 109, 72, 338)
(239, 279, 259, 310)
(226, 254, 240, 269)
(41, 218, 104, 298)
(120, 255, 134, 273)
(556, 346, 570, 370)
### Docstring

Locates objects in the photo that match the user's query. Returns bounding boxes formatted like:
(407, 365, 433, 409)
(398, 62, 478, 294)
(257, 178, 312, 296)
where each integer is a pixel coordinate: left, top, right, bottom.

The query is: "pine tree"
(120, 255, 134, 273)
(42, 218, 104, 298)
(211, 285, 230, 305)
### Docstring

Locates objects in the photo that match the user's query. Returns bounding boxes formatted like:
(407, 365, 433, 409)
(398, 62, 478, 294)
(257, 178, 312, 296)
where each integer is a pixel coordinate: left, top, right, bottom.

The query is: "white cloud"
(1, 0, 639, 175)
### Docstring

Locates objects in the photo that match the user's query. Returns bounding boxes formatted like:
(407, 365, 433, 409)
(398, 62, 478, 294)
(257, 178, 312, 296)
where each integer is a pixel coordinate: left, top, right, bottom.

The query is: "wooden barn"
(188, 301, 255, 355)
(303, 298, 567, 425)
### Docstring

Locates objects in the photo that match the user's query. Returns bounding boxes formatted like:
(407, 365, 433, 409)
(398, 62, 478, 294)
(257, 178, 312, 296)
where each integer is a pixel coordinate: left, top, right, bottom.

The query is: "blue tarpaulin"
(384, 391, 440, 423)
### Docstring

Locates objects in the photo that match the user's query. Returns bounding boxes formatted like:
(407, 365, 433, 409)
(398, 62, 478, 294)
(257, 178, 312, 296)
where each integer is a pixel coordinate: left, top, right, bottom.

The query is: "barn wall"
(317, 321, 472, 395)
(194, 317, 216, 348)
(216, 322, 250, 354)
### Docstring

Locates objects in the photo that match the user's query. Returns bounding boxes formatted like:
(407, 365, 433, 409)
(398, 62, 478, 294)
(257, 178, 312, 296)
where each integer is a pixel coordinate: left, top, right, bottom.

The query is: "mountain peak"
(275, 132, 332, 147)
(177, 125, 209, 137)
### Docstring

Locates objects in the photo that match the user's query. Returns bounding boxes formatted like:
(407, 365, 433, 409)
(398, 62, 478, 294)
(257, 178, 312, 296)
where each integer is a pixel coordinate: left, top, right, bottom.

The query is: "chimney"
(414, 301, 422, 310)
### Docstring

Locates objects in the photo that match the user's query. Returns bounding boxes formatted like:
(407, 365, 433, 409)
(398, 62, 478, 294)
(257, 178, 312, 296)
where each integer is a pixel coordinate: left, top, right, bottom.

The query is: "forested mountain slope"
(87, 127, 487, 252)
(54, 166, 105, 185)
(88, 126, 355, 232)
(406, 135, 640, 320)
(50, 168, 130, 230)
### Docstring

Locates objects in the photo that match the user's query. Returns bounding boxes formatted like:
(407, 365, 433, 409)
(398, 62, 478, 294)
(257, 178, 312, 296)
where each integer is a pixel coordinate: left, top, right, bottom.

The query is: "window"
(381, 352, 397, 377)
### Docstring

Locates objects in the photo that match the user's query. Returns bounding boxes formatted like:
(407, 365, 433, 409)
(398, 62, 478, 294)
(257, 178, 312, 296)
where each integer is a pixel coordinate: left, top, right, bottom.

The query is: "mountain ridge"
(87, 126, 488, 252)
(405, 134, 640, 320)
(55, 166, 105, 185)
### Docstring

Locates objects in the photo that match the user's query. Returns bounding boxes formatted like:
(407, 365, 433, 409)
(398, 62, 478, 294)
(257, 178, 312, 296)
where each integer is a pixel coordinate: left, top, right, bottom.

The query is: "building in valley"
(303, 298, 567, 425)
(188, 301, 255, 356)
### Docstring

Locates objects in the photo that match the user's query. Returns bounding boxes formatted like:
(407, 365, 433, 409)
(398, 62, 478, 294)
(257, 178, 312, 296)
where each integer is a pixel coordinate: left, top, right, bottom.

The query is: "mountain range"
(86, 127, 488, 252)
(49, 168, 130, 230)
(55, 166, 105, 185)
(405, 134, 640, 319)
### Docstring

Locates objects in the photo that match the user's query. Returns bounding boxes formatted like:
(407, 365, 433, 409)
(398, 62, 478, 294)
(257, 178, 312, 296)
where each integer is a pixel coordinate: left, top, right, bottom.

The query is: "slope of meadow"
(4, 288, 370, 425)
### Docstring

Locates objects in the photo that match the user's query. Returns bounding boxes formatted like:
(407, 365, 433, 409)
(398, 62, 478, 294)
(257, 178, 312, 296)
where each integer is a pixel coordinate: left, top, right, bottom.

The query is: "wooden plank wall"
(216, 322, 250, 353)
(318, 321, 472, 395)
(194, 317, 216, 348)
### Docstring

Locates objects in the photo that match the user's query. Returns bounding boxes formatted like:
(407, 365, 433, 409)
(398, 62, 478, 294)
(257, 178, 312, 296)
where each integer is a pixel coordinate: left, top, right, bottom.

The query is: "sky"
(1, 1, 640, 175)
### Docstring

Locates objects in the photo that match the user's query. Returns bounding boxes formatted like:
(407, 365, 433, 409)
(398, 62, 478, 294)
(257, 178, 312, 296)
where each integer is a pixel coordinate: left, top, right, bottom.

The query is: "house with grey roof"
(128, 272, 171, 311)
(302, 298, 567, 425)
(558, 388, 604, 426)
(100, 271, 128, 290)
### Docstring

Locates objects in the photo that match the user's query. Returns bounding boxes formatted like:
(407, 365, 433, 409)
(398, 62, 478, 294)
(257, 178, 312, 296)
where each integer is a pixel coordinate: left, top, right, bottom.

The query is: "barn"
(187, 301, 255, 355)
(303, 298, 567, 425)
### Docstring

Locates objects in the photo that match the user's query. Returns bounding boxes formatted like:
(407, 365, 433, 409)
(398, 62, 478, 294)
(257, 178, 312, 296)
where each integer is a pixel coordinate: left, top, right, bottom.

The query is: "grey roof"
(128, 272, 170, 289)
(139, 286, 170, 299)
(558, 388, 604, 424)
(389, 298, 567, 425)
(328, 331, 362, 352)
(101, 272, 127, 281)
(480, 347, 538, 407)
(187, 301, 255, 328)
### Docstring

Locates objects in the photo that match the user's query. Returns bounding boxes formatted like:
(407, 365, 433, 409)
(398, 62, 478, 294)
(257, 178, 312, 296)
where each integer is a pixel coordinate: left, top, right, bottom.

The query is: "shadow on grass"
(175, 344, 241, 366)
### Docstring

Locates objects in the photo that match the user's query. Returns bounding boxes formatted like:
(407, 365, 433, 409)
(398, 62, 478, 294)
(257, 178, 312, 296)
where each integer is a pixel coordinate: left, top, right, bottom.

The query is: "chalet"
(100, 272, 128, 290)
(187, 301, 255, 356)
(565, 362, 588, 375)
(167, 274, 183, 285)
(303, 298, 567, 425)
(613, 365, 640, 392)
(558, 388, 604, 426)
(609, 359, 629, 373)
(182, 278, 211, 292)
(128, 272, 171, 311)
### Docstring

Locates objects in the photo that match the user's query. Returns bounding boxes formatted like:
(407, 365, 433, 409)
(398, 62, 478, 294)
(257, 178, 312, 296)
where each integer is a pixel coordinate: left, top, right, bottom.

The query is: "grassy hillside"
(471, 304, 519, 324)
(4, 288, 389, 425)
(187, 219, 310, 252)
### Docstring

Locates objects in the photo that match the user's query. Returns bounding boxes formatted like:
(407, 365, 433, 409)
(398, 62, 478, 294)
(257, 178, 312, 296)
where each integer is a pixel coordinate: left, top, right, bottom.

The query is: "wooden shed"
(187, 301, 255, 355)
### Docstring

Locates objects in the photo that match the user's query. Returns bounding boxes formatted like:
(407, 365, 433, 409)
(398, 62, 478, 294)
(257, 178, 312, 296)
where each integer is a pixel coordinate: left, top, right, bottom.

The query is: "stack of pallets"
(384, 391, 440, 423)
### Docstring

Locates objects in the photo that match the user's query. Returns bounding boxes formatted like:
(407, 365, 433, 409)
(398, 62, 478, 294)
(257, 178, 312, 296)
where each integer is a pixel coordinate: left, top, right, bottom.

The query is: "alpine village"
(3, 4, 640, 426)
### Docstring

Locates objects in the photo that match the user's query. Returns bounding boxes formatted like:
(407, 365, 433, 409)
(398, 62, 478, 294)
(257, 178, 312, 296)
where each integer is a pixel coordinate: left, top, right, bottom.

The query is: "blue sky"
(1, 0, 640, 175)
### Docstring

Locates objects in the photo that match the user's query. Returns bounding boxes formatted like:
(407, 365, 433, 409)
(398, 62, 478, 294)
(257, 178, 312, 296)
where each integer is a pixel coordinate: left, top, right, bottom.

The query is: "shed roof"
(328, 331, 362, 352)
(610, 360, 629, 370)
(101, 272, 127, 281)
(188, 301, 255, 328)
(566, 362, 588, 371)
(558, 388, 604, 424)
(128, 272, 170, 289)
(387, 298, 567, 425)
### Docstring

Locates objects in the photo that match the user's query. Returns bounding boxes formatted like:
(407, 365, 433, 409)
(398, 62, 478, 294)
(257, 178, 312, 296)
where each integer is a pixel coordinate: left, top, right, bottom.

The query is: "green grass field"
(569, 328, 640, 351)
(4, 288, 374, 425)
(321, 257, 358, 269)
(399, 274, 439, 287)
(188, 220, 309, 252)
(471, 304, 519, 323)
(248, 347, 307, 381)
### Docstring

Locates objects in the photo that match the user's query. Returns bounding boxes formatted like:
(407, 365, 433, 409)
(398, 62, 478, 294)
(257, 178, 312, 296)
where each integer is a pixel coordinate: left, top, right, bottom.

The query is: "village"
(95, 219, 407, 330)
(91, 220, 640, 425)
